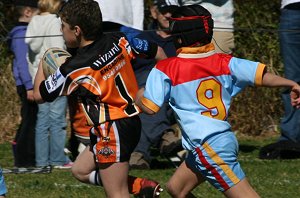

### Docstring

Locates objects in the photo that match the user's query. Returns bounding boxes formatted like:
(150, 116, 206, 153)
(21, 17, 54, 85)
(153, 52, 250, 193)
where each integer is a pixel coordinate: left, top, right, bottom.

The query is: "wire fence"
(2, 26, 300, 43)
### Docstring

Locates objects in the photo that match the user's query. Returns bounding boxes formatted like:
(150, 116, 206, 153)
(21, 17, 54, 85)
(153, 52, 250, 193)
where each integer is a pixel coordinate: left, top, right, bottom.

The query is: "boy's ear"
(74, 25, 81, 37)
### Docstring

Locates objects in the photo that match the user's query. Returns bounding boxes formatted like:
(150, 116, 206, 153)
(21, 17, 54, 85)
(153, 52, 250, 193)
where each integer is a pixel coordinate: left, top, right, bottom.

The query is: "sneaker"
(134, 178, 163, 198)
(34, 166, 52, 174)
(129, 152, 150, 169)
(160, 130, 182, 156)
(5, 166, 52, 174)
(53, 162, 74, 169)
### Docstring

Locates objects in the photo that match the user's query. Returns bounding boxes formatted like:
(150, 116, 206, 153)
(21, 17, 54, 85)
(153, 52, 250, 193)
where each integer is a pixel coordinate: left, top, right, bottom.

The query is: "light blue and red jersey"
(141, 43, 265, 151)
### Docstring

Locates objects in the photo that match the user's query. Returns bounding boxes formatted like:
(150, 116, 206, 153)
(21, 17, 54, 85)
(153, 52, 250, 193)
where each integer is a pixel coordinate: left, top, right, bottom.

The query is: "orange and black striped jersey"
(40, 33, 141, 126)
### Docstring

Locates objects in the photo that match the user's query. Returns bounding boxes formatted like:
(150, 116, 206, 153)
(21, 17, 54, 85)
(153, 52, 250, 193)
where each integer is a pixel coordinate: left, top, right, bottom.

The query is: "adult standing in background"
(182, 0, 235, 54)
(278, 1, 300, 144)
(25, 0, 71, 169)
(7, 0, 39, 168)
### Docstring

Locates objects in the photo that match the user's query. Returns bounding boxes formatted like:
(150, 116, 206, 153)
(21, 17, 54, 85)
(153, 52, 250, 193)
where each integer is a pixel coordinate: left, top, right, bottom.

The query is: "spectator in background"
(0, 168, 7, 197)
(7, 0, 39, 168)
(129, 0, 182, 169)
(279, 1, 300, 144)
(259, 0, 300, 159)
(182, 0, 235, 54)
(25, 0, 71, 169)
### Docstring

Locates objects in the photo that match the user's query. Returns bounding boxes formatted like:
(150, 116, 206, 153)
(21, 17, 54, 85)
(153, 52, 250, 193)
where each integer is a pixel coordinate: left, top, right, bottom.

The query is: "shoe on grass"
(129, 152, 150, 169)
(53, 162, 74, 169)
(160, 130, 182, 156)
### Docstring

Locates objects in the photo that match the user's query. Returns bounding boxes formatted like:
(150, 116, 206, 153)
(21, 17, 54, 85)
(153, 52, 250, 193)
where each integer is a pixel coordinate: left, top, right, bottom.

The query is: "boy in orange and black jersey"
(33, 0, 165, 197)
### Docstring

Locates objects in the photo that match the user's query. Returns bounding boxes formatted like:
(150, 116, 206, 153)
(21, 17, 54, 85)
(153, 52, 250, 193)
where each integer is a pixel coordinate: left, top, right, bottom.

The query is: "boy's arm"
(262, 72, 298, 87)
(262, 72, 300, 108)
(131, 37, 167, 61)
(135, 88, 156, 115)
(33, 61, 46, 103)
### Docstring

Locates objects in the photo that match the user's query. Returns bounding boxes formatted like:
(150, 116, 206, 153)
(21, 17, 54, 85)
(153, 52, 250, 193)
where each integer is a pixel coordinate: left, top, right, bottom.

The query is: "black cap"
(13, 0, 38, 7)
(153, 0, 180, 14)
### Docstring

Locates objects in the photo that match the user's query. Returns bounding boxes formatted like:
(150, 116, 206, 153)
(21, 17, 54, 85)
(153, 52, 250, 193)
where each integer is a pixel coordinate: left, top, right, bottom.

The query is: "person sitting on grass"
(135, 4, 300, 198)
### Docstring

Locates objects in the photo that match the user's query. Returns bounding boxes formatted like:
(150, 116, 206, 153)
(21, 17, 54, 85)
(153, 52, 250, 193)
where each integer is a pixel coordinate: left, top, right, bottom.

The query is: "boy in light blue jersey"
(136, 4, 300, 198)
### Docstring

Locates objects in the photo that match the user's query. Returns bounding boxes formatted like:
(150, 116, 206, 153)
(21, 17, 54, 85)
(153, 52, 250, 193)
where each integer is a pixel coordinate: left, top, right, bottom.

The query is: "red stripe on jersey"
(195, 147, 230, 190)
(156, 53, 233, 86)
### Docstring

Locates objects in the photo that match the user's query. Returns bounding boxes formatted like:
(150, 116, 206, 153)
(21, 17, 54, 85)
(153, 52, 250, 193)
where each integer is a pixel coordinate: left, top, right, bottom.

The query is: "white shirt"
(181, 0, 234, 32)
(25, 14, 65, 82)
(95, 0, 144, 30)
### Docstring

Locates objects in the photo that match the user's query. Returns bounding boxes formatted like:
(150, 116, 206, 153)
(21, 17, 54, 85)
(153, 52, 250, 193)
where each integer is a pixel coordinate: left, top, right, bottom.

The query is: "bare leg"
(166, 161, 205, 198)
(71, 146, 97, 183)
(71, 146, 162, 197)
(224, 178, 260, 198)
(99, 161, 130, 198)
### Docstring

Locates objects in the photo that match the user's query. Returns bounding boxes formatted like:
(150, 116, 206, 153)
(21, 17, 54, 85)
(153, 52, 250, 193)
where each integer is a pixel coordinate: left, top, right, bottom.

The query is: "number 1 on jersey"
(115, 74, 139, 116)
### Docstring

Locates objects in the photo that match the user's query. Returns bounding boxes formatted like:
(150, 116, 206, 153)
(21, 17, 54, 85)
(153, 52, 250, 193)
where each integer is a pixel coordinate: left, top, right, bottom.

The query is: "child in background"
(136, 4, 300, 197)
(25, 0, 71, 169)
(7, 0, 39, 168)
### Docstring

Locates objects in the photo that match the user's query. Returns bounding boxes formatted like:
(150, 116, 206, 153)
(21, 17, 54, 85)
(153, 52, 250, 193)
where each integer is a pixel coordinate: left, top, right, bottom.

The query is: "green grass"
(1, 137, 300, 198)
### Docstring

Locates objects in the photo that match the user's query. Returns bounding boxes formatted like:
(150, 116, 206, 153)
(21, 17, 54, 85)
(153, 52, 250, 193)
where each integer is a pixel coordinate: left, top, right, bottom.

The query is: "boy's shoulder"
(61, 33, 130, 72)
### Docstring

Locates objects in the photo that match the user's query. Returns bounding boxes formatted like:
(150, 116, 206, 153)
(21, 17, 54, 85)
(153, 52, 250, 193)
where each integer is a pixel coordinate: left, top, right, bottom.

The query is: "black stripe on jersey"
(104, 103, 110, 123)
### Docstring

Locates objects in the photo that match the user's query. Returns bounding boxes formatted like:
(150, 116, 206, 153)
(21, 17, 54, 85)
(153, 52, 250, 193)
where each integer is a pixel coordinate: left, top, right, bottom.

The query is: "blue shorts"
(186, 131, 245, 192)
(0, 168, 7, 196)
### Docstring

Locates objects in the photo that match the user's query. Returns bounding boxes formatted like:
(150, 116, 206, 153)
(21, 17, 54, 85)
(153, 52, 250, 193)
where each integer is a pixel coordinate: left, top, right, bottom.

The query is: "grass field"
(1, 136, 300, 198)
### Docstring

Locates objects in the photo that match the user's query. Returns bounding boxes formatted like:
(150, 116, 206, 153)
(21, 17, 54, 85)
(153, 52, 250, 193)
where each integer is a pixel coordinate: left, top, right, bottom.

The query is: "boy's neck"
(79, 40, 94, 48)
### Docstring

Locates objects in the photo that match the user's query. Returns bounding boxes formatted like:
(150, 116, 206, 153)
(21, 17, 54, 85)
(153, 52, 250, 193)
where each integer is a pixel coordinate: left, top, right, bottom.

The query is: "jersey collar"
(177, 43, 216, 58)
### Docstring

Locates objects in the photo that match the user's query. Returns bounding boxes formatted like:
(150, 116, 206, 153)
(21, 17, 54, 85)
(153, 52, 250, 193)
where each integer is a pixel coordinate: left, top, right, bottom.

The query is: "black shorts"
(90, 115, 141, 163)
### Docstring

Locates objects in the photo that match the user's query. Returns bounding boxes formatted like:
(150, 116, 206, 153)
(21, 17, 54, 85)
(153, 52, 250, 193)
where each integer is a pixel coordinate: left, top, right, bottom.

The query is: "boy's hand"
(290, 85, 300, 108)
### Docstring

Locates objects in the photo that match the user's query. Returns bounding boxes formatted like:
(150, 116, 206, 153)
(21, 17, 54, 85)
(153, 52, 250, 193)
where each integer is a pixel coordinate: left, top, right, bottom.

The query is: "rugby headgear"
(169, 5, 214, 48)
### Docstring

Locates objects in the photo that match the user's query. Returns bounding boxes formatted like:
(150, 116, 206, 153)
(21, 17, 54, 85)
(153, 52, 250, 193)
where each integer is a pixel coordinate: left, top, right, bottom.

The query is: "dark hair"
(13, 0, 38, 8)
(59, 0, 103, 40)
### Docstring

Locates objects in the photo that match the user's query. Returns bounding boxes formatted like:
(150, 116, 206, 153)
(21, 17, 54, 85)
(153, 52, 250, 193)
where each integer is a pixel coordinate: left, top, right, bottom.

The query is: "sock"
(128, 176, 143, 195)
(88, 170, 102, 186)
(88, 170, 142, 195)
